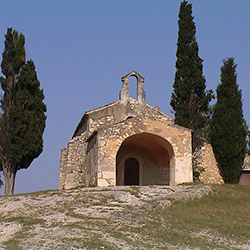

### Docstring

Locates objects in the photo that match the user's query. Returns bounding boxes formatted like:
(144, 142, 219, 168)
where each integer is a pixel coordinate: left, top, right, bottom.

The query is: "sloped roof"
(72, 97, 193, 138)
(72, 101, 120, 138)
(83, 98, 174, 122)
(85, 101, 120, 115)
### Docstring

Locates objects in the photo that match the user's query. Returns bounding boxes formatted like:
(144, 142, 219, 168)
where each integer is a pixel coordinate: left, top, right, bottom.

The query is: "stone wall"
(84, 132, 98, 186)
(59, 99, 193, 190)
(96, 116, 192, 187)
(59, 69, 224, 190)
(243, 154, 250, 170)
(59, 101, 224, 190)
(195, 139, 224, 184)
(59, 132, 97, 190)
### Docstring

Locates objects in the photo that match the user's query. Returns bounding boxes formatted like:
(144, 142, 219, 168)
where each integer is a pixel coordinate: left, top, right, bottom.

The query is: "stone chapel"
(59, 71, 223, 190)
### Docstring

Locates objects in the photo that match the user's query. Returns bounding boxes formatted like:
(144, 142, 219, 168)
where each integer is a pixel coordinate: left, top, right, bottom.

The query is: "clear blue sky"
(0, 0, 249, 194)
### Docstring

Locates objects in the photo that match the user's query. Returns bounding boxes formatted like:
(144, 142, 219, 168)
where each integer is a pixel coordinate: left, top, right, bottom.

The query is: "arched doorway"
(116, 133, 175, 186)
(124, 158, 140, 185)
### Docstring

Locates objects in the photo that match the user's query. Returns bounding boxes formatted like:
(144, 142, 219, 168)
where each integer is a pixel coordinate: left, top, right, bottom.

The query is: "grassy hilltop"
(0, 184, 249, 250)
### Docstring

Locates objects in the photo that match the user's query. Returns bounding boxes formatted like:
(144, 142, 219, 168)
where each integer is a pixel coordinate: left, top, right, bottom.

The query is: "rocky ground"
(0, 185, 248, 250)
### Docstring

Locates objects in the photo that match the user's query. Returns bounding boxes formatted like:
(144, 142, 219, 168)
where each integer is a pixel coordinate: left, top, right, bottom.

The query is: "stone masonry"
(59, 71, 222, 190)
(194, 138, 224, 184)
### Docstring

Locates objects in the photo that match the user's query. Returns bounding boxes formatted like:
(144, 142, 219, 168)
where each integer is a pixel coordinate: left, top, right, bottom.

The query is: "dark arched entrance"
(116, 133, 175, 186)
(124, 158, 139, 185)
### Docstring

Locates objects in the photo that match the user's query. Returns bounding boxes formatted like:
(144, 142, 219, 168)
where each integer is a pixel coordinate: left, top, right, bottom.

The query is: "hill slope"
(0, 184, 249, 250)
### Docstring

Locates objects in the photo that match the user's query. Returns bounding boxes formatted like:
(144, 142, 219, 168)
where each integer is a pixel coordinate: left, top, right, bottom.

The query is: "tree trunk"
(3, 163, 17, 195)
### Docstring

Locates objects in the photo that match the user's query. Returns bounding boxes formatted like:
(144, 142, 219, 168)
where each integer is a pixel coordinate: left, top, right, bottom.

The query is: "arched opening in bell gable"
(116, 133, 175, 186)
(129, 75, 137, 100)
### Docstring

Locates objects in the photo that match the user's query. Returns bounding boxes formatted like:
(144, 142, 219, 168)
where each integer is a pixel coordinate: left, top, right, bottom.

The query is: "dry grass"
(0, 184, 249, 250)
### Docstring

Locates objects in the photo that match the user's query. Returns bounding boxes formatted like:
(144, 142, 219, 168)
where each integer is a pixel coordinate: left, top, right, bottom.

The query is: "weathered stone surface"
(239, 154, 250, 186)
(97, 178, 110, 186)
(195, 139, 224, 184)
(102, 171, 115, 179)
(242, 154, 250, 170)
(59, 71, 221, 190)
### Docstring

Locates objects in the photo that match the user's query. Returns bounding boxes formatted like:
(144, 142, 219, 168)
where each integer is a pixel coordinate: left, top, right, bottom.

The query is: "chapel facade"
(59, 71, 223, 190)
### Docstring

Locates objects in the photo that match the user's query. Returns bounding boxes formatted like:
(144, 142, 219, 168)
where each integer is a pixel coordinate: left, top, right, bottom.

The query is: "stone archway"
(116, 133, 175, 186)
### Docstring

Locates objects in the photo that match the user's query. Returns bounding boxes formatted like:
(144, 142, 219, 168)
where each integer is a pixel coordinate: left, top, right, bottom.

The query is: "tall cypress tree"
(170, 1, 212, 149)
(210, 58, 246, 183)
(0, 28, 46, 195)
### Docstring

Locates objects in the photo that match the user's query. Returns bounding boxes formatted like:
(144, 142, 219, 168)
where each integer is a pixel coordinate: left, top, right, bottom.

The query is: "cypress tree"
(210, 58, 246, 183)
(0, 28, 46, 195)
(170, 1, 212, 149)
